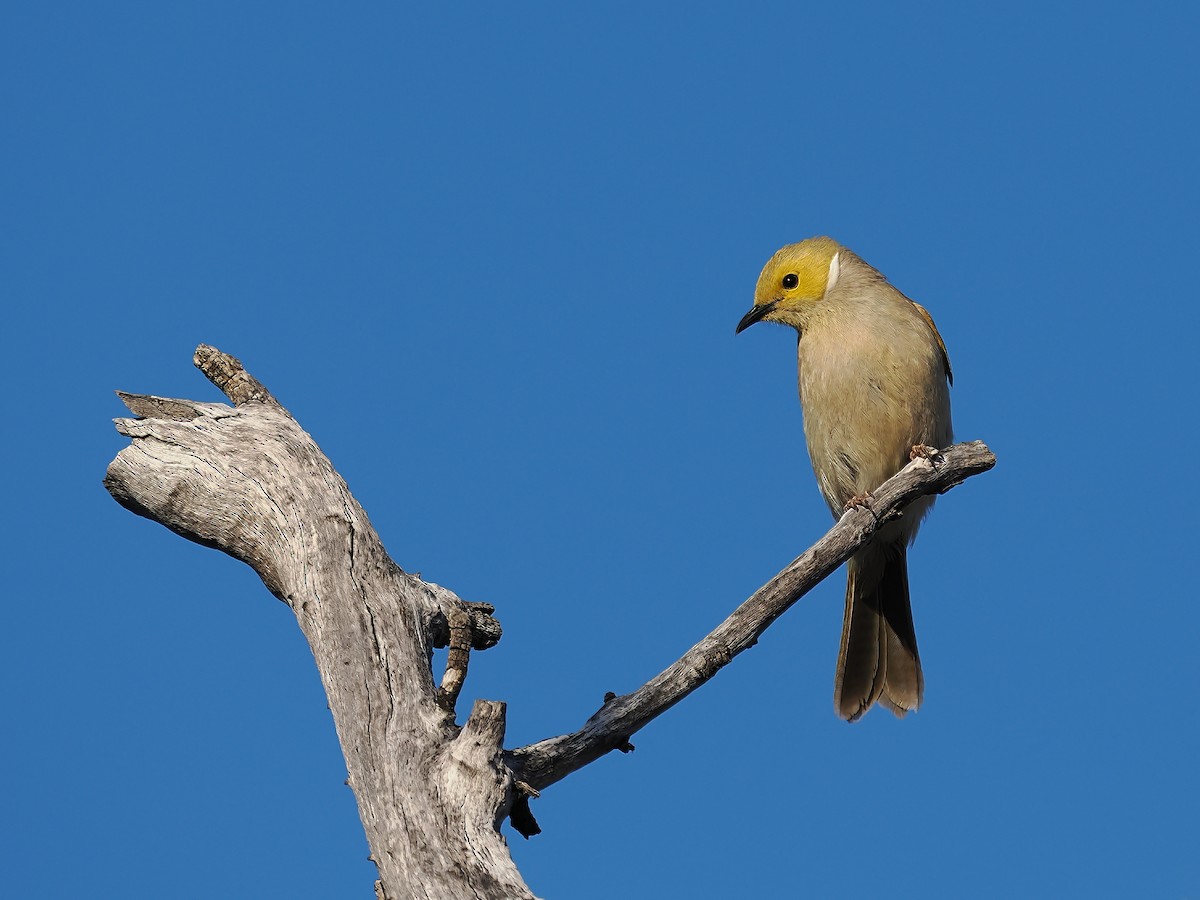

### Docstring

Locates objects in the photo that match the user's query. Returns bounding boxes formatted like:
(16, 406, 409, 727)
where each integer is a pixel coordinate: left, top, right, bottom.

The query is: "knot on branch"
(613, 736, 635, 754)
(509, 781, 542, 839)
(427, 600, 503, 651)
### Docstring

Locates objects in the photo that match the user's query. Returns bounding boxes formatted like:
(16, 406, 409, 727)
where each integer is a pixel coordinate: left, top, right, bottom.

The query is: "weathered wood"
(106, 346, 531, 900)
(105, 344, 994, 897)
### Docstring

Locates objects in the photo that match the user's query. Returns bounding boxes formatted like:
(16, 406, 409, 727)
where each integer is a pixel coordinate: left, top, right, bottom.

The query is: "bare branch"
(506, 441, 996, 791)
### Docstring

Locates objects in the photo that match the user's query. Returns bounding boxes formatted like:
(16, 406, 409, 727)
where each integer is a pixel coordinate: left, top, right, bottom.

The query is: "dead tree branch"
(104, 345, 994, 897)
(106, 346, 525, 900)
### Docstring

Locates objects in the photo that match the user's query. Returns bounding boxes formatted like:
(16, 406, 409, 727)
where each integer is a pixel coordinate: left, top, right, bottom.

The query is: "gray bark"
(104, 345, 995, 898)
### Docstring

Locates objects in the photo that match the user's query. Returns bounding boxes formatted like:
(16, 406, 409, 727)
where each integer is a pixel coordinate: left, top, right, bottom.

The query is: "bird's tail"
(834, 543, 923, 722)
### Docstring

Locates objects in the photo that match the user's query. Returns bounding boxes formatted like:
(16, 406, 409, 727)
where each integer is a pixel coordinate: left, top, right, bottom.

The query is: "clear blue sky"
(4, 3, 1197, 898)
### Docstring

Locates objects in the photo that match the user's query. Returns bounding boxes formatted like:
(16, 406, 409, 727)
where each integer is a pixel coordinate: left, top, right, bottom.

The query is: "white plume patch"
(824, 251, 841, 297)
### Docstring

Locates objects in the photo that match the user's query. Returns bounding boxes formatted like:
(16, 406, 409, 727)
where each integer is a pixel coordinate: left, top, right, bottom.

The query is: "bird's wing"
(911, 301, 953, 386)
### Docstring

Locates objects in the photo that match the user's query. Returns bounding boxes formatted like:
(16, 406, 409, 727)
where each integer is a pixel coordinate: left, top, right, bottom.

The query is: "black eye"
(782, 273, 799, 289)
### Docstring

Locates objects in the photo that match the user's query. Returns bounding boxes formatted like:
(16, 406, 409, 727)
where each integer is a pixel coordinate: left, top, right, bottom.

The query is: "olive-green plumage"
(737, 237, 953, 721)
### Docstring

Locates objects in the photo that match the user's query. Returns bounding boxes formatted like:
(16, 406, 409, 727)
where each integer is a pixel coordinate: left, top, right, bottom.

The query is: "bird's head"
(736, 236, 844, 334)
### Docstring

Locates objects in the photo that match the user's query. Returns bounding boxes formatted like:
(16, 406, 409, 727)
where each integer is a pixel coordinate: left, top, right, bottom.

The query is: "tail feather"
(834, 544, 923, 721)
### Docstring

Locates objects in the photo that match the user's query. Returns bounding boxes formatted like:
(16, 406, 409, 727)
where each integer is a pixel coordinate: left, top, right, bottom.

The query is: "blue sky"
(4, 3, 1197, 897)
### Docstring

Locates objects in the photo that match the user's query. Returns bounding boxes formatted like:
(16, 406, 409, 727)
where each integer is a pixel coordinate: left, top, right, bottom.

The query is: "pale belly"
(798, 328, 952, 524)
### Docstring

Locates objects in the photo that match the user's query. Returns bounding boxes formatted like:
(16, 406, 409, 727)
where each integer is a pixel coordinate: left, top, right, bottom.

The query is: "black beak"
(736, 300, 778, 334)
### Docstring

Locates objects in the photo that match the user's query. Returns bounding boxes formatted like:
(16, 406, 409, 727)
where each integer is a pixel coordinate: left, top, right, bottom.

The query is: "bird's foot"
(843, 492, 874, 513)
(910, 444, 942, 464)
(843, 491, 899, 527)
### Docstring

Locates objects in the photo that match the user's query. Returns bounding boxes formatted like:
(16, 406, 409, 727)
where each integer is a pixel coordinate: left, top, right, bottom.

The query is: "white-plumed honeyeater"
(737, 237, 953, 721)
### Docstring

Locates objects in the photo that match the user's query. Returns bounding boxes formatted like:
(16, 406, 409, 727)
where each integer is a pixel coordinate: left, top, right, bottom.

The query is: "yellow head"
(736, 236, 844, 333)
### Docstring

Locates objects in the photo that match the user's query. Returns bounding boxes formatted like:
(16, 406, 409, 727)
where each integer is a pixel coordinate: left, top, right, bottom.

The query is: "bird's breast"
(797, 312, 952, 516)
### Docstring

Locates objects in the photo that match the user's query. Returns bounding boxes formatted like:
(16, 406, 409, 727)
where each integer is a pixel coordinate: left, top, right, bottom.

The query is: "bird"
(736, 237, 953, 721)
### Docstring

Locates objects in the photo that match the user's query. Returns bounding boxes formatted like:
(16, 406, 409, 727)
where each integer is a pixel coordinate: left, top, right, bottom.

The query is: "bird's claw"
(910, 444, 942, 464)
(843, 492, 873, 513)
